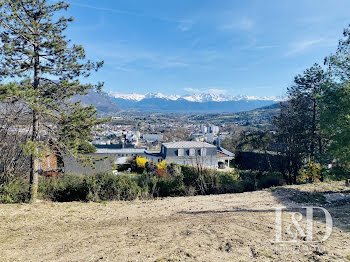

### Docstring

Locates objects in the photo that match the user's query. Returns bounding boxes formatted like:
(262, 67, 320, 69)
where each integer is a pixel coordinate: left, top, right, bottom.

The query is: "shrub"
(98, 174, 140, 201)
(238, 170, 259, 191)
(156, 175, 185, 197)
(257, 171, 285, 189)
(136, 156, 148, 168)
(154, 169, 167, 178)
(157, 160, 166, 170)
(39, 175, 87, 202)
(117, 163, 132, 172)
(167, 163, 182, 177)
(215, 172, 245, 194)
(145, 162, 157, 173)
(324, 165, 350, 181)
(39, 173, 141, 202)
(84, 173, 141, 201)
(182, 166, 200, 187)
(299, 161, 322, 183)
(0, 179, 29, 203)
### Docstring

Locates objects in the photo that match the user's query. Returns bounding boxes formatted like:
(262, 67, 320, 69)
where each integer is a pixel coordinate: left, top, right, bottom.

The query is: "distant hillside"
(190, 102, 281, 128)
(73, 91, 120, 114)
(113, 97, 280, 113)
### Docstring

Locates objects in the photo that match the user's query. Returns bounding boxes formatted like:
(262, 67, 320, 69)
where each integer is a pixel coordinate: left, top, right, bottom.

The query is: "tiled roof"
(162, 141, 216, 149)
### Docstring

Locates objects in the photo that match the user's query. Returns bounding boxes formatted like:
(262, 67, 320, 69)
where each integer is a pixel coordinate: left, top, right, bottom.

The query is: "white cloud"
(238, 18, 254, 30)
(69, 1, 178, 24)
(254, 45, 279, 49)
(87, 43, 190, 70)
(221, 17, 255, 31)
(286, 39, 323, 56)
(177, 20, 195, 32)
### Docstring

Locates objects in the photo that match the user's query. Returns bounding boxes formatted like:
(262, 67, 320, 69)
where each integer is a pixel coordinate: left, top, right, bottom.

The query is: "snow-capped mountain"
(109, 92, 284, 103)
(74, 91, 284, 114)
(106, 92, 284, 113)
(182, 93, 230, 102)
(108, 92, 181, 101)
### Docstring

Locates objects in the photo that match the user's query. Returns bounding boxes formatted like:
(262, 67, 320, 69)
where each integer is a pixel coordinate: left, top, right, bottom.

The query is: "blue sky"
(63, 0, 350, 97)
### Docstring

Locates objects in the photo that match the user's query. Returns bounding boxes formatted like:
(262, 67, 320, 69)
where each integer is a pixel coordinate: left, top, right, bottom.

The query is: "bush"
(167, 163, 182, 177)
(0, 167, 287, 204)
(117, 163, 132, 172)
(84, 173, 141, 201)
(154, 169, 166, 178)
(39, 175, 87, 202)
(324, 166, 350, 181)
(238, 170, 259, 191)
(214, 172, 245, 194)
(235, 170, 285, 191)
(156, 175, 185, 197)
(145, 162, 157, 173)
(257, 171, 285, 189)
(39, 173, 141, 202)
(299, 161, 322, 183)
(182, 166, 200, 187)
(157, 160, 166, 170)
(136, 156, 148, 168)
(0, 179, 29, 203)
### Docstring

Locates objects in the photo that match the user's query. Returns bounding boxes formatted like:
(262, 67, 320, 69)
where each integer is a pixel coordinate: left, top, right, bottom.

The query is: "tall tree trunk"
(29, 111, 39, 200)
(29, 45, 40, 201)
(310, 96, 317, 160)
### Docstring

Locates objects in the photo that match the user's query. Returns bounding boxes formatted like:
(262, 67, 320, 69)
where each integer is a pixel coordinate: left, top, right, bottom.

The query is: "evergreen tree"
(320, 82, 350, 174)
(274, 64, 327, 183)
(0, 0, 104, 200)
(287, 64, 326, 162)
(274, 98, 310, 183)
(321, 25, 350, 175)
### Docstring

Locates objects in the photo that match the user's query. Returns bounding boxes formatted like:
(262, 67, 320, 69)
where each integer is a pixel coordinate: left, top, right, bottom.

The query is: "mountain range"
(109, 92, 283, 103)
(109, 92, 284, 113)
(74, 91, 284, 114)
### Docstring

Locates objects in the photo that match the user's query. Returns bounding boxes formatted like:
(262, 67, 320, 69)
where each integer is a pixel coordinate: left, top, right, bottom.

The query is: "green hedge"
(0, 179, 30, 204)
(84, 173, 141, 201)
(0, 169, 286, 203)
(39, 175, 87, 202)
(38, 173, 141, 202)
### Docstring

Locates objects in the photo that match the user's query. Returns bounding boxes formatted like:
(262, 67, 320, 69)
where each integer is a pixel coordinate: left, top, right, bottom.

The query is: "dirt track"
(1, 183, 350, 262)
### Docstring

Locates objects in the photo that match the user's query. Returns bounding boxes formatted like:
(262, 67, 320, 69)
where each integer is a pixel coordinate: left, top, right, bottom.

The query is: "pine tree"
(274, 99, 310, 183)
(287, 64, 326, 161)
(0, 0, 104, 200)
(274, 64, 327, 183)
(321, 25, 350, 175)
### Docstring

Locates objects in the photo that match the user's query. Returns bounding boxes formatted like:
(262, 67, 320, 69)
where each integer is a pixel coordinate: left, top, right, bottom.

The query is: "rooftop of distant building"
(162, 141, 216, 149)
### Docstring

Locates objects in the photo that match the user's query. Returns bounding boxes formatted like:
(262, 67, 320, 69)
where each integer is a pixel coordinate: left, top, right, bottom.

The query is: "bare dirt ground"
(0, 182, 350, 262)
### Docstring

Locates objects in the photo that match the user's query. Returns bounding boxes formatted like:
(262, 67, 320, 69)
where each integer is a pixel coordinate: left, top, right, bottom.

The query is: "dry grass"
(0, 182, 349, 261)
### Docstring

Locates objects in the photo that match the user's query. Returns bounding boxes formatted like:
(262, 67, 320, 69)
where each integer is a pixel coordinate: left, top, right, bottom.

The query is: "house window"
(189, 148, 195, 156)
(178, 148, 184, 156)
(201, 148, 207, 156)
